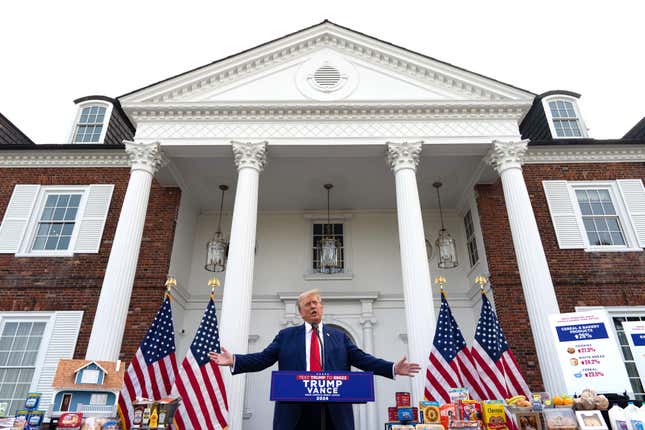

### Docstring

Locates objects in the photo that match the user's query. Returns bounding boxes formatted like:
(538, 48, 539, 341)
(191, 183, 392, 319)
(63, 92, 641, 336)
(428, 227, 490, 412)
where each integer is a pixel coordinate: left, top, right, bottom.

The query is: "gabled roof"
(0, 112, 35, 146)
(119, 20, 535, 107)
(73, 360, 108, 375)
(52, 359, 124, 391)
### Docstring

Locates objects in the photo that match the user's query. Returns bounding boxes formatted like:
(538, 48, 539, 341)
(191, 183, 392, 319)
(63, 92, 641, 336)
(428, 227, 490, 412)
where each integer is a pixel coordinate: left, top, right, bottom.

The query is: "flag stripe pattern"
(425, 292, 486, 402)
(118, 294, 179, 429)
(172, 291, 228, 429)
(471, 293, 531, 400)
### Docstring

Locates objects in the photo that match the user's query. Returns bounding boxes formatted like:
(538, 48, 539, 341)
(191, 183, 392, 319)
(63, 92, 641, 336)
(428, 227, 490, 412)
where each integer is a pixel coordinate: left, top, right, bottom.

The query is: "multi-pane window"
(612, 315, 645, 401)
(575, 189, 626, 246)
(312, 223, 344, 273)
(73, 105, 107, 143)
(32, 194, 82, 251)
(548, 100, 583, 138)
(464, 210, 479, 267)
(0, 321, 46, 415)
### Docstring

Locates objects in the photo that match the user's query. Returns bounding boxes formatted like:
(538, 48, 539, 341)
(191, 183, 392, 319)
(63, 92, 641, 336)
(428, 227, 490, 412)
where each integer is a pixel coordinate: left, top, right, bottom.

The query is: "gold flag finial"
(475, 275, 487, 293)
(208, 277, 220, 288)
(434, 276, 447, 294)
(165, 276, 177, 291)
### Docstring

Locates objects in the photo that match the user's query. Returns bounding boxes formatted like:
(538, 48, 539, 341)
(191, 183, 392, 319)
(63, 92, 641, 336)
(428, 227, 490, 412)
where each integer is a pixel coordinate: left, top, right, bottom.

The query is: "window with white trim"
(543, 180, 645, 251)
(464, 210, 479, 267)
(574, 189, 626, 246)
(0, 321, 47, 416)
(312, 223, 344, 273)
(72, 105, 108, 143)
(542, 96, 588, 139)
(32, 193, 82, 251)
(0, 184, 114, 256)
(611, 314, 645, 401)
(80, 369, 100, 384)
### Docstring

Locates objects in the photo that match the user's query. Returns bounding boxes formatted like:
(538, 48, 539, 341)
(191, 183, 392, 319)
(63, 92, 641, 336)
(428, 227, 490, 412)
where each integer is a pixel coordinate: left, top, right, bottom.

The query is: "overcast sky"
(1, 1, 643, 143)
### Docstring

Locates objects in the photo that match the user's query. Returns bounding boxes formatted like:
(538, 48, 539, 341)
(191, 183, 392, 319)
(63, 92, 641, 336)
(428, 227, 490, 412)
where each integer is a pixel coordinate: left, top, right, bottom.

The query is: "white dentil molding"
(126, 101, 529, 123)
(524, 145, 645, 164)
(0, 151, 129, 168)
(124, 141, 168, 174)
(386, 141, 423, 172)
(484, 139, 530, 173)
(231, 141, 268, 172)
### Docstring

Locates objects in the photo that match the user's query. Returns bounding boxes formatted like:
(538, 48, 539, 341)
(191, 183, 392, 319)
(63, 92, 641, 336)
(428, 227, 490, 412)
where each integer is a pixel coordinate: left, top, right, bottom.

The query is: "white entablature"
(119, 21, 534, 129)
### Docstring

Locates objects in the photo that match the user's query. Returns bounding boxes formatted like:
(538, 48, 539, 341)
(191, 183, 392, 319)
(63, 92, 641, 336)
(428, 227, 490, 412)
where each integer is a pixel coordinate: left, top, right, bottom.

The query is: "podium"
(270, 370, 375, 403)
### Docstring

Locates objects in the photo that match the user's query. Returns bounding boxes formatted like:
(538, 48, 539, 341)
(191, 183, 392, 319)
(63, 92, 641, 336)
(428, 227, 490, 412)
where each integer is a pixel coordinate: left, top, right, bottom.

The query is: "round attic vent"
(307, 63, 347, 93)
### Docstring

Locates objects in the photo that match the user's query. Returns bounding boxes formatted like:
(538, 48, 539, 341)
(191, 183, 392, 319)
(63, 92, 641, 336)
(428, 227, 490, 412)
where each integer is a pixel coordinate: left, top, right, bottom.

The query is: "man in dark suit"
(209, 288, 421, 430)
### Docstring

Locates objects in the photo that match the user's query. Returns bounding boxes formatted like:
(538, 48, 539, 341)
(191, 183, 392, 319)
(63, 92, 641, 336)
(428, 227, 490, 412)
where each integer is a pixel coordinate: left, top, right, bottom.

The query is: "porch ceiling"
(160, 145, 492, 212)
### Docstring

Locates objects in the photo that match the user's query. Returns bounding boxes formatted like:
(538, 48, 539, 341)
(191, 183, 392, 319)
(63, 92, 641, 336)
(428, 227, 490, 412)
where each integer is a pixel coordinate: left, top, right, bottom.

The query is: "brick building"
(0, 21, 643, 429)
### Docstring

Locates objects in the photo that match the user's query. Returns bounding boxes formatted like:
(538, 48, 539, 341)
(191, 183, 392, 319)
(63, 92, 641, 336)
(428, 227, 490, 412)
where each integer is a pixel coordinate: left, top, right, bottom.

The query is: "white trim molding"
(525, 145, 645, 164)
(0, 151, 129, 168)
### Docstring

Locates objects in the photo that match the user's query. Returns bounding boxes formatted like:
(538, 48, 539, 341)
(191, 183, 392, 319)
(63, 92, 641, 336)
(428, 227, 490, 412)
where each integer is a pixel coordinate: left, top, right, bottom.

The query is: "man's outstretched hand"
(394, 356, 421, 376)
(208, 347, 234, 366)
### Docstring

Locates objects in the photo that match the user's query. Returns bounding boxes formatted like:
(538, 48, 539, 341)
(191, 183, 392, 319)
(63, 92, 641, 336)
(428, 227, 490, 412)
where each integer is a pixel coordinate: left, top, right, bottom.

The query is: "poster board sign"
(270, 371, 374, 403)
(622, 321, 645, 390)
(549, 310, 631, 394)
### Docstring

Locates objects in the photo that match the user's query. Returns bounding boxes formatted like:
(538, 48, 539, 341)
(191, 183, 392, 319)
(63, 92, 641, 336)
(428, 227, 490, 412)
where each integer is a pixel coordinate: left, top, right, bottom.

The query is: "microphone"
(311, 323, 324, 370)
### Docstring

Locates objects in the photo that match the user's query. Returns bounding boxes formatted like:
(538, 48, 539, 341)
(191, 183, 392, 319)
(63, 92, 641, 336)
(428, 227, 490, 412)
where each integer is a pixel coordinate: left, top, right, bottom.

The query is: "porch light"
(205, 185, 229, 272)
(433, 182, 459, 269)
(317, 184, 341, 273)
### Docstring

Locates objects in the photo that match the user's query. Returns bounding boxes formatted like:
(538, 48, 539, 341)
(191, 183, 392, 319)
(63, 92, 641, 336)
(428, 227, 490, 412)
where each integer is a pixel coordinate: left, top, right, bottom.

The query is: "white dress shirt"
(304, 321, 324, 371)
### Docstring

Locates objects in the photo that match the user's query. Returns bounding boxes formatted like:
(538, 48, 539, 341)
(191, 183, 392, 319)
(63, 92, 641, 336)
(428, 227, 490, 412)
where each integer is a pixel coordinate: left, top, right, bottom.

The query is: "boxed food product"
(460, 400, 482, 422)
(417, 425, 446, 430)
(399, 408, 415, 421)
(514, 411, 544, 430)
(482, 401, 508, 430)
(24, 393, 41, 410)
(448, 388, 470, 404)
(419, 401, 441, 424)
(440, 404, 458, 430)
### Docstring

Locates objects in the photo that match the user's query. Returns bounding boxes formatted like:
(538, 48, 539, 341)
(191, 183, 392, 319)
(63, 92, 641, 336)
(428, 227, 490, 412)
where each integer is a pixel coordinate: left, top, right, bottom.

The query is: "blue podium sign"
(270, 371, 374, 403)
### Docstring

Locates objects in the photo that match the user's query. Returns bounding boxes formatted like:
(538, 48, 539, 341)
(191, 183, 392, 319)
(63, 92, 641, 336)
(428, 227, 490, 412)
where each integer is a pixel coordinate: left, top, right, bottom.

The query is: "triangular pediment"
(120, 21, 534, 108)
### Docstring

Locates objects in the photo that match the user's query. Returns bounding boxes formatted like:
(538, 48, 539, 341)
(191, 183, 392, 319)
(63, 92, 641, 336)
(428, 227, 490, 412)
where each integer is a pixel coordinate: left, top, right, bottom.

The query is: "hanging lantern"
(317, 184, 341, 273)
(433, 182, 459, 269)
(205, 185, 229, 272)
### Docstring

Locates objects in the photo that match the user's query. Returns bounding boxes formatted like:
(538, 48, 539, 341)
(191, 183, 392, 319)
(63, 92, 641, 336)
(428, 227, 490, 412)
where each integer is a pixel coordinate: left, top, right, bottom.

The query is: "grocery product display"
(383, 386, 628, 430)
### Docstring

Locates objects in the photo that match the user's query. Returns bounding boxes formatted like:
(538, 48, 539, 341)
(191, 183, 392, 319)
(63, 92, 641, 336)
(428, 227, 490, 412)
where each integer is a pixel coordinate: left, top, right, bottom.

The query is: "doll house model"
(49, 359, 124, 418)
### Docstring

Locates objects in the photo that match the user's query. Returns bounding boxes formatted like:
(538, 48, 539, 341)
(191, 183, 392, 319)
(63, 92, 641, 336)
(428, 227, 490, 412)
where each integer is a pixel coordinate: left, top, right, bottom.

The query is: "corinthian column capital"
(124, 141, 168, 174)
(484, 139, 530, 174)
(386, 141, 423, 173)
(232, 141, 268, 172)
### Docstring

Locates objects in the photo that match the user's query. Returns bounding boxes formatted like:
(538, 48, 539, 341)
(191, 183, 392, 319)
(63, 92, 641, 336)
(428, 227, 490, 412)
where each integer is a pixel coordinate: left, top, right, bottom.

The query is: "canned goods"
(388, 406, 398, 422)
(395, 391, 411, 407)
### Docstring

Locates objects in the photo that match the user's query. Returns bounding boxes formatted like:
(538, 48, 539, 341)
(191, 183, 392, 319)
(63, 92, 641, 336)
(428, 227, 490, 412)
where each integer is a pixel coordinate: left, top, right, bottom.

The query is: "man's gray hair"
(296, 288, 322, 311)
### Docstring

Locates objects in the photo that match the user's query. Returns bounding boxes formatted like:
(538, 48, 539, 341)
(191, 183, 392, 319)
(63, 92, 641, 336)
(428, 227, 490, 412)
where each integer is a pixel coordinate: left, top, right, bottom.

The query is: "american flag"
(425, 291, 486, 402)
(471, 292, 531, 400)
(118, 293, 179, 429)
(171, 290, 228, 429)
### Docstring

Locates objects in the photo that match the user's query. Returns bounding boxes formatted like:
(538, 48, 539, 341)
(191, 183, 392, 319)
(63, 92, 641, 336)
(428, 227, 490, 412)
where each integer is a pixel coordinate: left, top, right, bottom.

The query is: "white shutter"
(0, 185, 40, 253)
(74, 184, 114, 253)
(35, 311, 83, 413)
(617, 179, 645, 247)
(542, 180, 586, 249)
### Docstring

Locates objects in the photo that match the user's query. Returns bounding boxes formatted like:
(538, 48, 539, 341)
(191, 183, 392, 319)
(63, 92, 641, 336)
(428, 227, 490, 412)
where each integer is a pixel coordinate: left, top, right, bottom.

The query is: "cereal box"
(482, 401, 508, 430)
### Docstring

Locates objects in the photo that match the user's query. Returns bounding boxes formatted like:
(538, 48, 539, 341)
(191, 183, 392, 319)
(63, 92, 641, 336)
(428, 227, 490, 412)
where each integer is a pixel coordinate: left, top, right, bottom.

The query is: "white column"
(360, 305, 378, 430)
(86, 141, 167, 361)
(484, 139, 565, 394)
(219, 141, 267, 430)
(386, 141, 435, 404)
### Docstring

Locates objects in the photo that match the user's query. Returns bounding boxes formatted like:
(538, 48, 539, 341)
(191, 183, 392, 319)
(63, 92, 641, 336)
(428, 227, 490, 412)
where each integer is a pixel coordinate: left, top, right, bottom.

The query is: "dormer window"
(542, 95, 588, 139)
(70, 100, 113, 144)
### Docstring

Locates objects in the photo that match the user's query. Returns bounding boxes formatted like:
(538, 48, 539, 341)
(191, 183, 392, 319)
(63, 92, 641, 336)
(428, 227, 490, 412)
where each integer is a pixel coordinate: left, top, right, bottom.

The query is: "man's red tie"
(310, 328, 322, 371)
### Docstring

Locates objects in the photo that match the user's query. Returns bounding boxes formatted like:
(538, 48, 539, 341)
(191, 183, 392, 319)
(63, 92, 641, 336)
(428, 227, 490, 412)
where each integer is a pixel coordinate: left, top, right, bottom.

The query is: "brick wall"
(0, 167, 181, 361)
(477, 162, 645, 391)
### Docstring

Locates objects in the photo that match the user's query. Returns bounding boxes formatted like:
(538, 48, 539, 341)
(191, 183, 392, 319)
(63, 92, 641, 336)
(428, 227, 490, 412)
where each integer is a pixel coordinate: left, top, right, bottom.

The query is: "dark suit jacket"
(233, 323, 394, 430)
